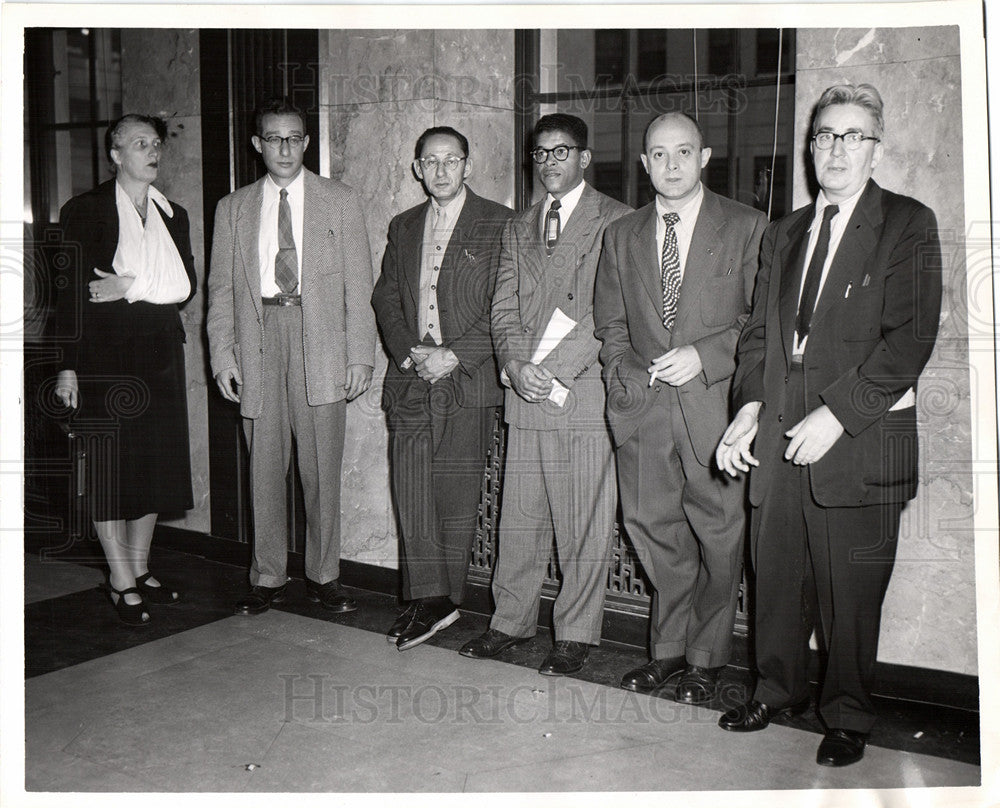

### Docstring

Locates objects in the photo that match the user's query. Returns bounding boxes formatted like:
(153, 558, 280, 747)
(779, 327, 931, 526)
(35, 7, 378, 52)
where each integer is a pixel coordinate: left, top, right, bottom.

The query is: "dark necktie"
(660, 212, 681, 330)
(275, 188, 298, 294)
(544, 199, 561, 250)
(796, 204, 839, 341)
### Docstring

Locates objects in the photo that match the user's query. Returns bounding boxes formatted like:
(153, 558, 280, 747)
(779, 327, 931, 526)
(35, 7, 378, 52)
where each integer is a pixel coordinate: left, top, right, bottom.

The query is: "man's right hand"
(716, 401, 762, 477)
(505, 359, 555, 403)
(215, 368, 242, 404)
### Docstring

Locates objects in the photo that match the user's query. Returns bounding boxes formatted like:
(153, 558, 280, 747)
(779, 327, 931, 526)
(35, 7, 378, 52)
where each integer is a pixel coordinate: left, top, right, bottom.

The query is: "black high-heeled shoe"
(135, 572, 181, 605)
(106, 584, 151, 626)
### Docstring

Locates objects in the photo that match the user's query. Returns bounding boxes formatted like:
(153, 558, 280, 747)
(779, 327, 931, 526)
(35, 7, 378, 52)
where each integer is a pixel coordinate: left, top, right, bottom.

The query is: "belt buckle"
(275, 294, 298, 306)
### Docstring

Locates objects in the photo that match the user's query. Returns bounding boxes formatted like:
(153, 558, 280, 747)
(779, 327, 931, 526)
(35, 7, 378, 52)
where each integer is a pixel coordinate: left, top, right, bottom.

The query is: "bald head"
(643, 111, 705, 153)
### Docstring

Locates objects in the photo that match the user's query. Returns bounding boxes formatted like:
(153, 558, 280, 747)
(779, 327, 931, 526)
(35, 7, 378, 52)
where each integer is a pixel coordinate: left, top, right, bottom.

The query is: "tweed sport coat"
(206, 169, 376, 418)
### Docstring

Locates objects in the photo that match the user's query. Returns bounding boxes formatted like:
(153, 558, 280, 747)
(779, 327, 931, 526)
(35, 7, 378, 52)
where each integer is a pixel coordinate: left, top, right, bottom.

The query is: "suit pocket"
(700, 275, 744, 327)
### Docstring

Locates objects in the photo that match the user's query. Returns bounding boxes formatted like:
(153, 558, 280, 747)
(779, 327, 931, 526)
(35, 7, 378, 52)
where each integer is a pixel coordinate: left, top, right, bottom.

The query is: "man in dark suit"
(207, 98, 376, 615)
(594, 112, 767, 703)
(716, 84, 942, 766)
(459, 114, 631, 676)
(372, 126, 511, 651)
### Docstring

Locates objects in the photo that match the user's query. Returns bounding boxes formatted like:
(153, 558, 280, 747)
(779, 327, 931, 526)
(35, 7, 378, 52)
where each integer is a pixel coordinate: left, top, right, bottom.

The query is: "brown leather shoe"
(816, 729, 867, 766)
(459, 629, 528, 659)
(538, 641, 589, 676)
(718, 698, 810, 732)
(305, 579, 358, 613)
(235, 584, 287, 615)
(619, 656, 687, 693)
(675, 664, 725, 705)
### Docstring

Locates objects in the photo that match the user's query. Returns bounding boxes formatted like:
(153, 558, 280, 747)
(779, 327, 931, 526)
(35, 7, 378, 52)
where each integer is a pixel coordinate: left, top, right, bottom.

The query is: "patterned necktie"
(545, 199, 562, 250)
(660, 212, 682, 330)
(275, 188, 298, 294)
(796, 204, 840, 341)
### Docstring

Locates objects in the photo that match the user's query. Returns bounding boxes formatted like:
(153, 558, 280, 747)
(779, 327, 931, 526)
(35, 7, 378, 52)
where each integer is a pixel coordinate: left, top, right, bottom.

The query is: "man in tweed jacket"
(207, 98, 375, 615)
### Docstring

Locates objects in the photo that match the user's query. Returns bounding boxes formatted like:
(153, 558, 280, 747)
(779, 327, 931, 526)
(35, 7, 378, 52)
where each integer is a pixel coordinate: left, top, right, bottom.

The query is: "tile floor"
(20, 550, 984, 798)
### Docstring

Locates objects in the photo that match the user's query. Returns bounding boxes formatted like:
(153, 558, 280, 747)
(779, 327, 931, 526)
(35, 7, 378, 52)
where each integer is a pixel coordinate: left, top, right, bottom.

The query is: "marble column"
(794, 28, 975, 674)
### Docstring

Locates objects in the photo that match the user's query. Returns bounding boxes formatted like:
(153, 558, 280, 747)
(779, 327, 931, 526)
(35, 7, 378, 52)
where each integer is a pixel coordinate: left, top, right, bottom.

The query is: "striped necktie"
(544, 199, 561, 251)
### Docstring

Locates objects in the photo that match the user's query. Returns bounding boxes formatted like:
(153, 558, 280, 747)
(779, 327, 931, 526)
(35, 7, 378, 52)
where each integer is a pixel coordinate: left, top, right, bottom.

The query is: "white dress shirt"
(258, 170, 305, 297)
(654, 182, 704, 279)
(540, 179, 586, 238)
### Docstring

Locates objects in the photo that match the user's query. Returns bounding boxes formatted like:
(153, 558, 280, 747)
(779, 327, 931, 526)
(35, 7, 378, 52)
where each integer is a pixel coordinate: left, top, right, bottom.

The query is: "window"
(516, 29, 795, 218)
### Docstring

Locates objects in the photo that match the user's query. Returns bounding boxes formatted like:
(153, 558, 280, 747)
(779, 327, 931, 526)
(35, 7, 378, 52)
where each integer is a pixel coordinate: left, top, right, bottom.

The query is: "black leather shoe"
(675, 664, 725, 705)
(396, 598, 460, 651)
(816, 729, 868, 767)
(620, 656, 687, 693)
(538, 640, 589, 676)
(459, 629, 528, 659)
(235, 584, 287, 615)
(305, 579, 358, 613)
(718, 698, 810, 732)
(386, 602, 418, 642)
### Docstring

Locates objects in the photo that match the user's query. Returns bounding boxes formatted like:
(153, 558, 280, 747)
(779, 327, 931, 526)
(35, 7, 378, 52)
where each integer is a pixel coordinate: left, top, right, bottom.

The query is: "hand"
(413, 346, 459, 384)
(344, 364, 373, 401)
(648, 345, 703, 387)
(505, 359, 555, 403)
(716, 401, 762, 477)
(89, 268, 133, 303)
(784, 405, 844, 465)
(214, 367, 242, 404)
(54, 369, 79, 409)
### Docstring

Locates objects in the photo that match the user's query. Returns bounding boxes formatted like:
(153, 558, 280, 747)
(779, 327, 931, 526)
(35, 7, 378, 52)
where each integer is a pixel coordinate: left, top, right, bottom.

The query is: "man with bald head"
(595, 111, 767, 703)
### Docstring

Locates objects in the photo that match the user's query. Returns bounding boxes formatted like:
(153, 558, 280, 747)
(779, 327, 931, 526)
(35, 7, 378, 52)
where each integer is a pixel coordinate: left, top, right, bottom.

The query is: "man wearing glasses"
(460, 113, 631, 676)
(207, 98, 375, 616)
(372, 126, 511, 651)
(716, 84, 942, 766)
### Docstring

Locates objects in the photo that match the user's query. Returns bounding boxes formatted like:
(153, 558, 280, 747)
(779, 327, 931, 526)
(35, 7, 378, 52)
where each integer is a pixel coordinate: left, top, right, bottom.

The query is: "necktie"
(660, 212, 681, 330)
(796, 204, 839, 341)
(275, 188, 298, 294)
(545, 199, 561, 250)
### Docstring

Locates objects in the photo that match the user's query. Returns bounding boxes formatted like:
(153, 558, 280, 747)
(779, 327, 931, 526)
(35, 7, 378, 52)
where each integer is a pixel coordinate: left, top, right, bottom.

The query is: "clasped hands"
(716, 401, 845, 477)
(505, 359, 554, 403)
(409, 345, 459, 384)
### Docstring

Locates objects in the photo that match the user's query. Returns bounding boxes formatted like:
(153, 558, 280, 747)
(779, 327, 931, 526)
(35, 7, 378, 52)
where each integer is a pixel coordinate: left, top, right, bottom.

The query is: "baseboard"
(134, 526, 978, 715)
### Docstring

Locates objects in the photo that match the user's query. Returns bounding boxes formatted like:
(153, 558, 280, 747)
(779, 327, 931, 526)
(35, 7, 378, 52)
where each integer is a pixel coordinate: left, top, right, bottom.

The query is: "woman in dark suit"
(53, 114, 196, 626)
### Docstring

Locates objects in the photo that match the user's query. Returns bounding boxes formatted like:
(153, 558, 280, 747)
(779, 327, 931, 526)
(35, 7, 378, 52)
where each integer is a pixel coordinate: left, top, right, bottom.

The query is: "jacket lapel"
(777, 207, 813, 365)
(236, 176, 266, 317)
(674, 189, 724, 332)
(400, 201, 428, 311)
(627, 203, 663, 315)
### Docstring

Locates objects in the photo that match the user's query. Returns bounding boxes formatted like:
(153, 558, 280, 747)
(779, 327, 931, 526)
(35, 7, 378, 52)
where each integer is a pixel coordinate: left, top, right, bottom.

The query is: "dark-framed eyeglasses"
(259, 134, 306, 149)
(530, 144, 584, 164)
(811, 131, 880, 151)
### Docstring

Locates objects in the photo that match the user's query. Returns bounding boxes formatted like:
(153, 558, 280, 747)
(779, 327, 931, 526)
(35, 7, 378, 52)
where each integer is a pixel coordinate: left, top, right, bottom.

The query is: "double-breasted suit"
(207, 168, 375, 588)
(372, 187, 511, 603)
(595, 187, 767, 666)
(732, 179, 942, 732)
(489, 183, 631, 644)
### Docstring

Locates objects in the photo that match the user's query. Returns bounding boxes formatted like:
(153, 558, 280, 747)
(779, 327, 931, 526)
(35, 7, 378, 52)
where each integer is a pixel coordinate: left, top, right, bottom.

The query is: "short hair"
(414, 126, 469, 160)
(813, 84, 884, 139)
(254, 98, 306, 136)
(642, 111, 706, 153)
(105, 114, 167, 163)
(533, 113, 588, 149)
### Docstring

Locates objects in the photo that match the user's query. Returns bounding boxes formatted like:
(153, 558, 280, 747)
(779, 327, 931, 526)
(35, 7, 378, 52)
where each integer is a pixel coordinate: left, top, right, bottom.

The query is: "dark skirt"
(75, 306, 193, 522)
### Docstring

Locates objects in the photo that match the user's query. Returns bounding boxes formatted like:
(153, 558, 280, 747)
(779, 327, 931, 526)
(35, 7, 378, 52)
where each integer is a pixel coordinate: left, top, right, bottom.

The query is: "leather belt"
(262, 295, 301, 306)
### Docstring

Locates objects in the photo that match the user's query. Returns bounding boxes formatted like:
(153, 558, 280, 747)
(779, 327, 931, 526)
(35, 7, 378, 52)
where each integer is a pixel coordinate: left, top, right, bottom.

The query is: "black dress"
(55, 180, 196, 521)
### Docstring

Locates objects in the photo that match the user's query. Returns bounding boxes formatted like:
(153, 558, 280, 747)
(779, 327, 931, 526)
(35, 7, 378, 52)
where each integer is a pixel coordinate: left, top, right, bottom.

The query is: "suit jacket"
(56, 179, 196, 374)
(372, 187, 512, 420)
(595, 188, 768, 465)
(206, 168, 376, 419)
(492, 183, 632, 430)
(733, 179, 942, 507)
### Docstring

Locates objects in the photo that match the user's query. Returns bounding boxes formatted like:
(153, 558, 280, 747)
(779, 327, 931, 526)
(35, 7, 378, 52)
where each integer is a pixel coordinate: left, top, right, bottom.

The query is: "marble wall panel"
(432, 30, 515, 110)
(121, 29, 201, 119)
(323, 30, 435, 106)
(793, 29, 975, 674)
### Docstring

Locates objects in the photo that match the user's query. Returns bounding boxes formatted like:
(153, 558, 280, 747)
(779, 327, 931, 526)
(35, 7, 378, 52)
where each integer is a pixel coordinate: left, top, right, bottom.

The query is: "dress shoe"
(538, 640, 589, 676)
(619, 656, 687, 693)
(396, 598, 460, 651)
(386, 601, 418, 642)
(717, 697, 810, 732)
(305, 579, 358, 613)
(675, 664, 725, 705)
(816, 729, 868, 767)
(135, 572, 181, 605)
(459, 628, 528, 659)
(235, 584, 287, 615)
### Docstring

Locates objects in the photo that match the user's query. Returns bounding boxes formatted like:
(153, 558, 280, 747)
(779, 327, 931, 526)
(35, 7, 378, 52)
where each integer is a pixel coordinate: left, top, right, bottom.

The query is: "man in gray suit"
(460, 113, 631, 676)
(595, 112, 767, 703)
(207, 98, 375, 615)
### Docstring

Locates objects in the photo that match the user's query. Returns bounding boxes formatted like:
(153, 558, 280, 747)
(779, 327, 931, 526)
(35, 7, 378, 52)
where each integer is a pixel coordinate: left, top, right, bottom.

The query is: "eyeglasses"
(812, 131, 880, 150)
(530, 144, 583, 164)
(415, 156, 466, 172)
(259, 135, 306, 148)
